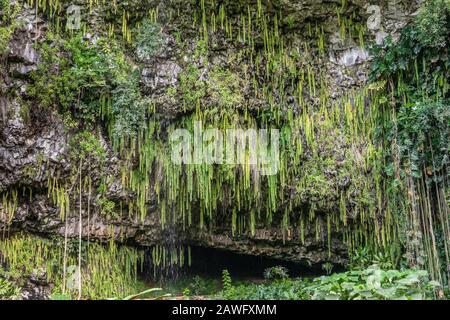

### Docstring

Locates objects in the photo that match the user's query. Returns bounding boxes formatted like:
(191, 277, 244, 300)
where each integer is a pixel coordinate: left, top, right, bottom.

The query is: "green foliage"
(29, 34, 87, 112)
(182, 287, 191, 297)
(96, 197, 116, 216)
(0, 24, 13, 55)
(184, 275, 211, 296)
(27, 35, 81, 112)
(350, 247, 396, 270)
(370, 0, 450, 283)
(263, 266, 289, 280)
(0, 0, 11, 22)
(223, 279, 309, 300)
(416, 0, 450, 48)
(0, 1, 19, 55)
(134, 19, 167, 61)
(111, 72, 150, 138)
(0, 277, 21, 300)
(178, 63, 207, 109)
(69, 131, 106, 162)
(371, 252, 396, 271)
(160, 275, 220, 297)
(349, 247, 372, 270)
(322, 262, 334, 275)
(0, 233, 145, 300)
(304, 267, 440, 300)
(396, 100, 450, 179)
(218, 268, 439, 300)
(29, 33, 145, 138)
(221, 269, 235, 299)
(370, 5, 449, 99)
(50, 293, 71, 300)
(208, 67, 243, 108)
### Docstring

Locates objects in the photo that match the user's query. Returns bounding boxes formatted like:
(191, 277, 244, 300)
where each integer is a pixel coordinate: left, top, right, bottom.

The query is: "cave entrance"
(186, 246, 325, 280)
(139, 245, 331, 283)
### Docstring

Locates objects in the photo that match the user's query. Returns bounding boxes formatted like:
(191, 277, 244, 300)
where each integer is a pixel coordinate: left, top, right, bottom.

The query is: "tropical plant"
(322, 262, 334, 275)
(304, 267, 440, 300)
(263, 266, 289, 280)
(221, 269, 235, 299)
(349, 247, 372, 270)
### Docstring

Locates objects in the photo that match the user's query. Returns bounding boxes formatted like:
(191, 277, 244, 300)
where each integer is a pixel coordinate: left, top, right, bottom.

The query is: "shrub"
(395, 100, 450, 179)
(416, 0, 450, 48)
(111, 72, 150, 138)
(69, 131, 106, 163)
(304, 267, 440, 300)
(178, 63, 207, 110)
(134, 19, 167, 61)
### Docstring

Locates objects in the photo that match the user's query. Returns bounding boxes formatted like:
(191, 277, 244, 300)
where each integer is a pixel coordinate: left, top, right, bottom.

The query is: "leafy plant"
(370, 0, 450, 283)
(182, 287, 191, 297)
(186, 275, 208, 296)
(96, 198, 116, 216)
(178, 63, 207, 110)
(224, 279, 309, 300)
(350, 247, 396, 270)
(322, 262, 334, 275)
(416, 0, 450, 48)
(0, 1, 19, 56)
(69, 131, 106, 163)
(263, 266, 289, 280)
(111, 72, 150, 138)
(0, 277, 21, 300)
(134, 19, 167, 61)
(208, 67, 243, 108)
(0, 0, 11, 22)
(221, 269, 235, 299)
(0, 23, 13, 55)
(349, 247, 372, 270)
(304, 267, 440, 300)
(396, 100, 450, 179)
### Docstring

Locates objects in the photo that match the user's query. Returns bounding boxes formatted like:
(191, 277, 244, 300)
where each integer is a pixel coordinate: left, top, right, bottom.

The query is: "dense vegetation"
(0, 0, 448, 300)
(370, 0, 450, 284)
(219, 267, 441, 300)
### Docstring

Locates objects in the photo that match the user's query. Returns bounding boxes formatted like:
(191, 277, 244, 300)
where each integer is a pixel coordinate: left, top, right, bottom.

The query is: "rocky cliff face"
(0, 0, 419, 273)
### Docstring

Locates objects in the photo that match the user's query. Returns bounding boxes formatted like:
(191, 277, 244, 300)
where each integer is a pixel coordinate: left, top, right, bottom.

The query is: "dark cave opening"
(186, 246, 331, 279)
(139, 245, 339, 282)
